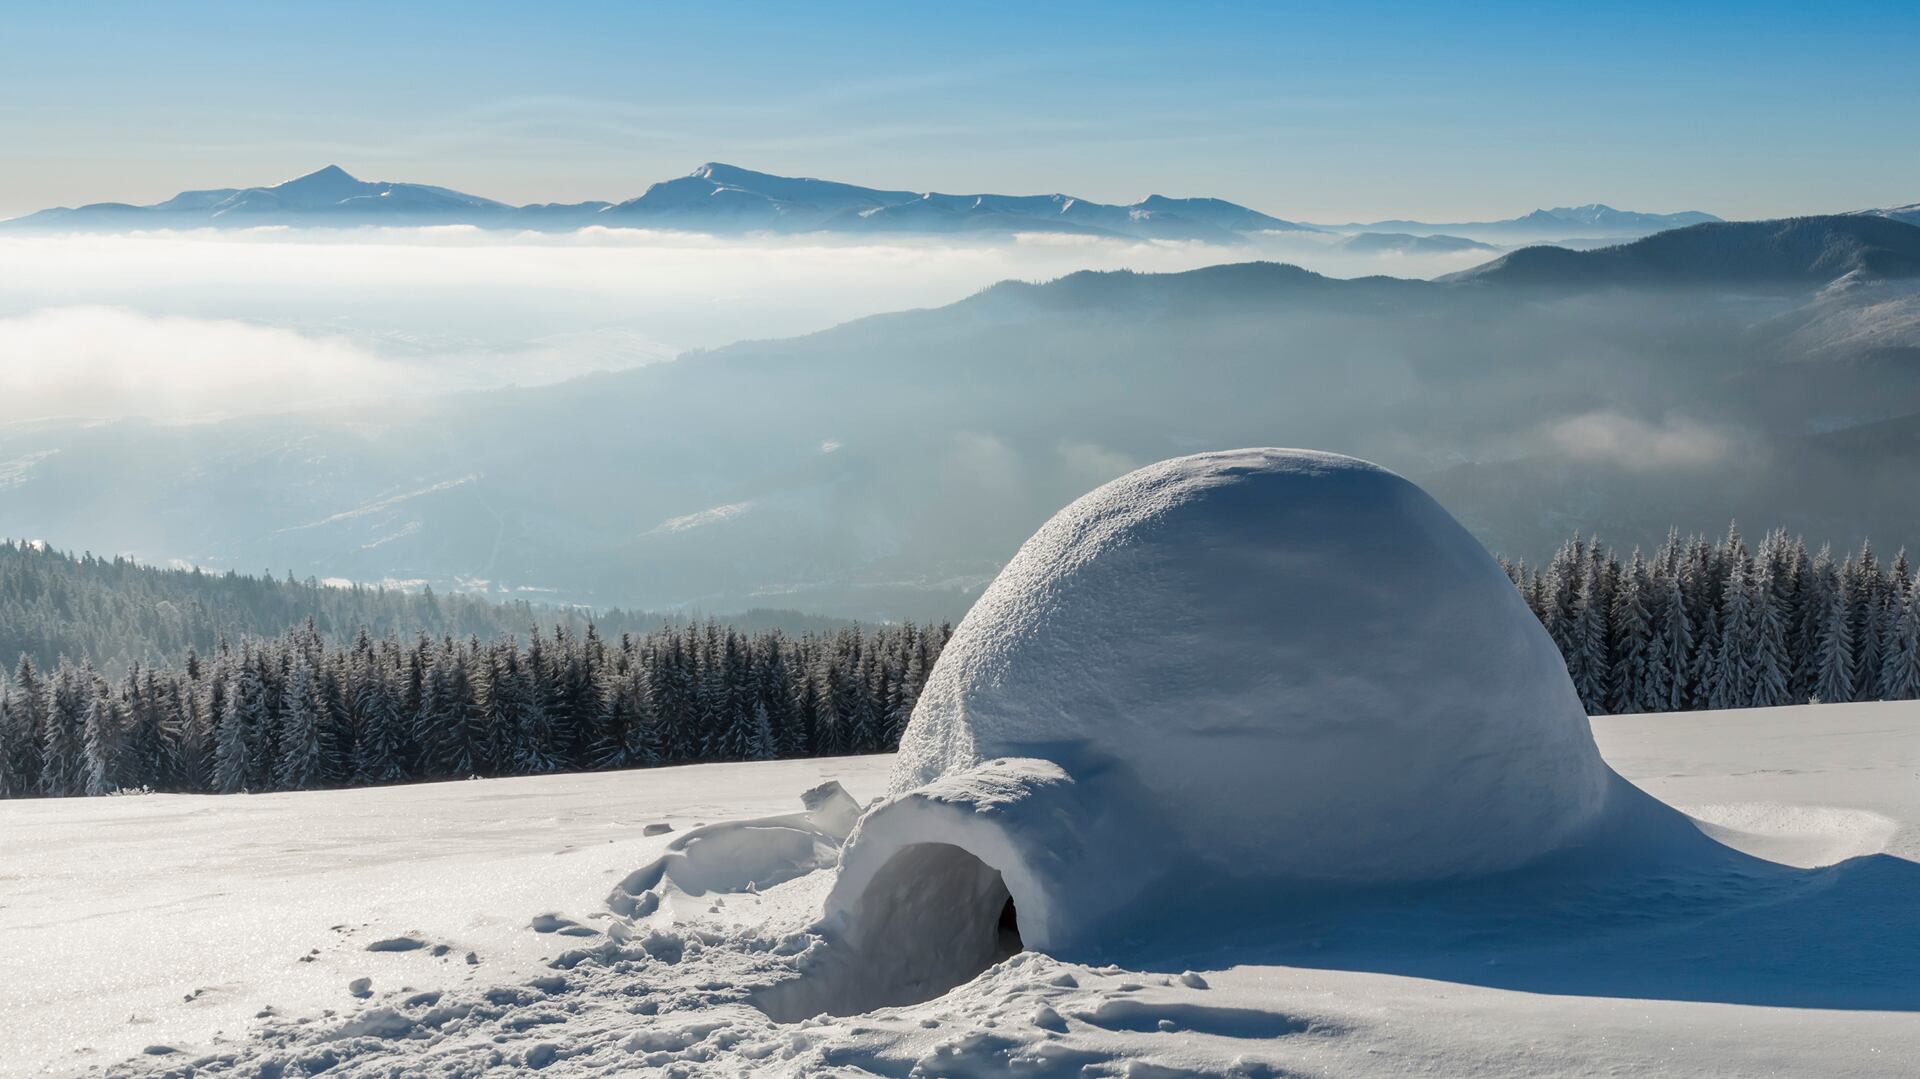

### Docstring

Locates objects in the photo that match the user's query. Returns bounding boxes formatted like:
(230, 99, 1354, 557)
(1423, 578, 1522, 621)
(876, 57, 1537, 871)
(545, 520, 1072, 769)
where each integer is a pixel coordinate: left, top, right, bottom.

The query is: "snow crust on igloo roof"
(891, 448, 1618, 885)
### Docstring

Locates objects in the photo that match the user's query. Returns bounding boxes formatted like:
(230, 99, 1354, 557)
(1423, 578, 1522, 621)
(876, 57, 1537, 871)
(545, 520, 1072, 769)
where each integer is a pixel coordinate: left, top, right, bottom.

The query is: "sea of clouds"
(0, 226, 1498, 424)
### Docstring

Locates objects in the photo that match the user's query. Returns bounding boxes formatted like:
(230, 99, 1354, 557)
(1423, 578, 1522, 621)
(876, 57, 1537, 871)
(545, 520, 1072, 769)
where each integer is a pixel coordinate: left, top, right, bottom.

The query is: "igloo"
(810, 448, 1629, 1012)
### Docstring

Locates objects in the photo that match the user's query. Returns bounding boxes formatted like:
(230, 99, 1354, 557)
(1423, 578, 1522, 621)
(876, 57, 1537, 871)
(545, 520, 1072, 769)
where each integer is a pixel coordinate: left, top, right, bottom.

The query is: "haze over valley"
(4, 187, 1919, 619)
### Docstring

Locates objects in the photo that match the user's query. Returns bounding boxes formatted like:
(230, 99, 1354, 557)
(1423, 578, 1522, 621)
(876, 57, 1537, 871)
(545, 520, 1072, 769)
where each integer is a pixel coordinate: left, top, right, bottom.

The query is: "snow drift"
(819, 448, 1636, 998)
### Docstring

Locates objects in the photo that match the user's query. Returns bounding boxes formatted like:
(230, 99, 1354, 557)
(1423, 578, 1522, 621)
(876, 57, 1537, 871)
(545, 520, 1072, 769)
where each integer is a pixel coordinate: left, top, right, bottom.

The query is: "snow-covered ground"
(2, 703, 1916, 1078)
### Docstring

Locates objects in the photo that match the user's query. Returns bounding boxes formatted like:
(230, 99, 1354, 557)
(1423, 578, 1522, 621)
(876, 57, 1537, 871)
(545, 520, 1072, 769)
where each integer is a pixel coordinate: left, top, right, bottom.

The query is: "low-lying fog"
(0, 226, 1497, 424)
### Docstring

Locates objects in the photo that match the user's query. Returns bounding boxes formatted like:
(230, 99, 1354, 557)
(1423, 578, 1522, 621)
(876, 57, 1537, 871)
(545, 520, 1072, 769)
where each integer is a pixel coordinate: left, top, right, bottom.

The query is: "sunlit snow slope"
(1, 704, 1916, 1078)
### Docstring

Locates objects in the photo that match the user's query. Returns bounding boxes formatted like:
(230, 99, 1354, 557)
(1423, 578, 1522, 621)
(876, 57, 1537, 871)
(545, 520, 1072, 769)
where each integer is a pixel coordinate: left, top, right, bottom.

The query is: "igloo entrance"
(755, 841, 1022, 1021)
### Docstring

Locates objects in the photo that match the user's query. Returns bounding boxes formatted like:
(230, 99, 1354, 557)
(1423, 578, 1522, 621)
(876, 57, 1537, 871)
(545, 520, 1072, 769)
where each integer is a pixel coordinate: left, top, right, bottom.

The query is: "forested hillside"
(0, 619, 946, 799)
(1510, 525, 1920, 714)
(0, 539, 847, 674)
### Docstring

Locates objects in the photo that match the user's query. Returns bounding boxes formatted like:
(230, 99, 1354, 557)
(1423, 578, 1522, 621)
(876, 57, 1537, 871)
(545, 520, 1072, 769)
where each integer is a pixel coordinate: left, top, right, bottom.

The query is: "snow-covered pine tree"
(1711, 558, 1754, 709)
(238, 647, 277, 791)
(625, 662, 665, 767)
(755, 642, 799, 758)
(176, 675, 213, 793)
(556, 627, 601, 768)
(1639, 584, 1672, 714)
(786, 668, 819, 759)
(213, 672, 250, 794)
(1876, 581, 1920, 701)
(1546, 535, 1586, 660)
(748, 698, 776, 761)
(1608, 553, 1652, 714)
(1847, 544, 1884, 701)
(42, 661, 89, 796)
(814, 660, 848, 757)
(1689, 604, 1723, 710)
(275, 658, 323, 790)
(695, 626, 731, 759)
(848, 645, 881, 752)
(127, 665, 174, 791)
(82, 683, 124, 796)
(1813, 583, 1855, 705)
(705, 631, 758, 761)
(454, 637, 497, 776)
(1748, 548, 1793, 709)
(499, 644, 560, 775)
(1791, 546, 1835, 701)
(0, 682, 15, 799)
(1653, 570, 1693, 712)
(351, 658, 406, 784)
(315, 649, 353, 785)
(589, 674, 629, 771)
(5, 658, 45, 797)
(649, 634, 692, 763)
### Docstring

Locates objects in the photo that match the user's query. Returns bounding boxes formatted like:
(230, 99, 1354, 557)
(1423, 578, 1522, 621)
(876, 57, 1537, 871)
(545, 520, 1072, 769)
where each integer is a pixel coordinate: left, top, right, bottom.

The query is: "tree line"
(1506, 525, 1920, 715)
(0, 538, 847, 676)
(7, 521, 1920, 800)
(0, 620, 946, 799)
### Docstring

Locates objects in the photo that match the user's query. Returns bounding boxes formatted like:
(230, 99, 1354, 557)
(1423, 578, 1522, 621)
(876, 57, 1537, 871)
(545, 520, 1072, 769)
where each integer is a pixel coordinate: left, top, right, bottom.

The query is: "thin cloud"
(1541, 411, 1736, 471)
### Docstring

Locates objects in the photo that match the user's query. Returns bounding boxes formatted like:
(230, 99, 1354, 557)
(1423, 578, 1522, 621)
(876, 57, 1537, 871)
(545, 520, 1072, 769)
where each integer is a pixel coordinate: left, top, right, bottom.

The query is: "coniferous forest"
(0, 619, 947, 799)
(1506, 526, 1920, 716)
(0, 538, 847, 674)
(2, 523, 1918, 799)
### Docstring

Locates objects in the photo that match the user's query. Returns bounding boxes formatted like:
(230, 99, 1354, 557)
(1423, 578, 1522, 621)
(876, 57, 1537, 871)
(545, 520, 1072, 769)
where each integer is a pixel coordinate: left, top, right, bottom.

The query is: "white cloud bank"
(0, 306, 411, 423)
(0, 226, 1505, 424)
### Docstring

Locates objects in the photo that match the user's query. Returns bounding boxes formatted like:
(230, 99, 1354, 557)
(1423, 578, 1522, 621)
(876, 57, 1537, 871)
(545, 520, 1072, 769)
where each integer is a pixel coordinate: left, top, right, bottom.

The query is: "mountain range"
(1312, 204, 1724, 241)
(4, 162, 1728, 245)
(3, 162, 1316, 242)
(1857, 202, 1920, 228)
(1443, 215, 1920, 287)
(4, 214, 1920, 619)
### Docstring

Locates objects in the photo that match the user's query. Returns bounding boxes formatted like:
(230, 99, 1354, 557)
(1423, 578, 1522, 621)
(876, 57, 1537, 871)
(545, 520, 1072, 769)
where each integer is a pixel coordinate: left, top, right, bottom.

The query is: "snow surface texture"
(7, 705, 1919, 1078)
(840, 449, 1627, 961)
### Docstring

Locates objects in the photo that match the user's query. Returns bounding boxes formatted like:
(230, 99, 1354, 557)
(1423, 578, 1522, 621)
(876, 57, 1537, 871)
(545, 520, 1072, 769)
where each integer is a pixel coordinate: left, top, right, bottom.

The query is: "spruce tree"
(351, 663, 406, 784)
(1813, 585, 1855, 705)
(1608, 554, 1652, 715)
(42, 662, 88, 796)
(5, 657, 45, 796)
(1712, 560, 1754, 709)
(213, 673, 250, 794)
(0, 683, 15, 799)
(275, 660, 323, 790)
(1655, 571, 1693, 712)
(82, 687, 123, 796)
(1748, 563, 1793, 708)
(749, 699, 776, 761)
(1877, 584, 1920, 701)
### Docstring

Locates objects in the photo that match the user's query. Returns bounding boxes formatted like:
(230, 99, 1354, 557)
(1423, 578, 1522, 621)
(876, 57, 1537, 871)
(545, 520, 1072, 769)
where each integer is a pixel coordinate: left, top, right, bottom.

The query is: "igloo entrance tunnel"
(809, 449, 1631, 1009)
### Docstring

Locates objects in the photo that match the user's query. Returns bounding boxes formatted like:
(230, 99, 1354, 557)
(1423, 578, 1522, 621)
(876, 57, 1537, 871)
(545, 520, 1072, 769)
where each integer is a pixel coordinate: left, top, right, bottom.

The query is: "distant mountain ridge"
(1314, 204, 1722, 240)
(8, 162, 1721, 244)
(4, 162, 1318, 242)
(1443, 216, 1920, 287)
(1855, 202, 1920, 228)
(10, 165, 525, 229)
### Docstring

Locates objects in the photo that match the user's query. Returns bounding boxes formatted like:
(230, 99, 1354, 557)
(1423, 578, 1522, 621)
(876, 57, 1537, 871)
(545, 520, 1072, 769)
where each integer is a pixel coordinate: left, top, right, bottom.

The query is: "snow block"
(827, 448, 1622, 959)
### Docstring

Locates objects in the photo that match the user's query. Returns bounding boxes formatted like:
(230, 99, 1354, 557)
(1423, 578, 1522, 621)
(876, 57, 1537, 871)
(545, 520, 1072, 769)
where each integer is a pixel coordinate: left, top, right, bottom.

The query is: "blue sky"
(2, 0, 1915, 220)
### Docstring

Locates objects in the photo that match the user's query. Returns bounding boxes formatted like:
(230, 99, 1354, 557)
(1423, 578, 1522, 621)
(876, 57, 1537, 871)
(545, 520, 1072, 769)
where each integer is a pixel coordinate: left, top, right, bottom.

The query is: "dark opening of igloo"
(996, 894, 1023, 959)
(755, 842, 1022, 1022)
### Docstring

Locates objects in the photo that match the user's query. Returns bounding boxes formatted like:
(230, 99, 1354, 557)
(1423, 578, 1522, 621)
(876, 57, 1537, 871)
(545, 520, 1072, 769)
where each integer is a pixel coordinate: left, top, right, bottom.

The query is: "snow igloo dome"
(814, 449, 1620, 1008)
